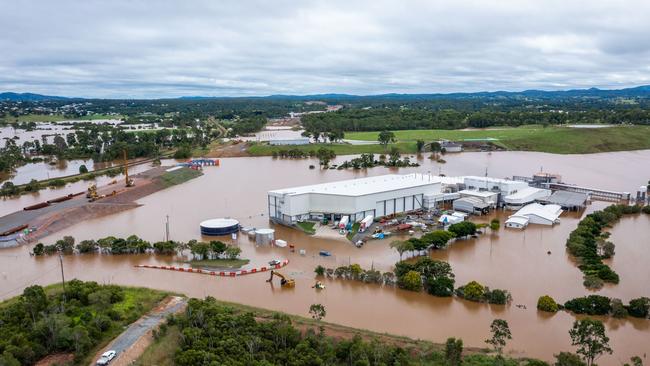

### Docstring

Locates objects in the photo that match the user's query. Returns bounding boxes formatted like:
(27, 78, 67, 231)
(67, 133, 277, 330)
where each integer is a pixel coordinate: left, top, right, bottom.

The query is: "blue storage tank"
(200, 218, 240, 236)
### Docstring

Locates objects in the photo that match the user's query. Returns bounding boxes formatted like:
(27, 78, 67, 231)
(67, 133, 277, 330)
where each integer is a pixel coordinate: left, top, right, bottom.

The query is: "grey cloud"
(1, 0, 649, 98)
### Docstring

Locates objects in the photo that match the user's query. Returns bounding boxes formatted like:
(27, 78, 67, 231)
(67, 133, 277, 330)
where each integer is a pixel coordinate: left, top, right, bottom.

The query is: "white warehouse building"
(268, 174, 442, 224)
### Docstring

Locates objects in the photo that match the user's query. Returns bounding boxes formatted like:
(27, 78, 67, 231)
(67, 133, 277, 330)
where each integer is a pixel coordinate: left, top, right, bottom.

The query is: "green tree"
(554, 352, 586, 366)
(458, 280, 485, 302)
(626, 356, 643, 366)
(378, 130, 395, 146)
(448, 221, 477, 238)
(210, 241, 227, 257)
(416, 139, 425, 152)
(22, 285, 48, 324)
(316, 147, 336, 168)
(627, 297, 650, 318)
(390, 240, 413, 260)
(314, 265, 326, 276)
(224, 246, 242, 260)
(490, 218, 500, 231)
(445, 337, 463, 366)
(79, 164, 88, 174)
(32, 243, 45, 256)
(537, 295, 559, 313)
(420, 230, 454, 249)
(388, 147, 401, 165)
(309, 303, 326, 322)
(569, 318, 612, 366)
(189, 241, 211, 260)
(398, 271, 422, 291)
(485, 319, 512, 355)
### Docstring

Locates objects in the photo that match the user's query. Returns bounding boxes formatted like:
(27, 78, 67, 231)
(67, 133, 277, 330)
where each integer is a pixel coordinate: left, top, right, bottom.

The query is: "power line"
(0, 263, 60, 299)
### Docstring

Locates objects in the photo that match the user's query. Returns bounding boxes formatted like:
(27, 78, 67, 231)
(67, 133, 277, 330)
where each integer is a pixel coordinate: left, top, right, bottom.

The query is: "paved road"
(91, 297, 187, 366)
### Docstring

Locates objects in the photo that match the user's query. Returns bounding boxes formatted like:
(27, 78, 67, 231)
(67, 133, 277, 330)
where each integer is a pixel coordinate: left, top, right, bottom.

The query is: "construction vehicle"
(123, 149, 135, 187)
(86, 184, 98, 200)
(266, 270, 295, 288)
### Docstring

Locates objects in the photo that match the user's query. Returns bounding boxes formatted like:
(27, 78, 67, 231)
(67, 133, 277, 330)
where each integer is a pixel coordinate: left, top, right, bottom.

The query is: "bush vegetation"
(562, 295, 650, 319)
(31, 235, 242, 262)
(0, 281, 167, 365)
(170, 297, 539, 366)
(537, 295, 560, 313)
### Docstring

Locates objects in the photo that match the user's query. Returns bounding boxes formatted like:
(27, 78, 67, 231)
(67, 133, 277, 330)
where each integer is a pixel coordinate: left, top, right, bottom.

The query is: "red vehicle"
(397, 223, 412, 231)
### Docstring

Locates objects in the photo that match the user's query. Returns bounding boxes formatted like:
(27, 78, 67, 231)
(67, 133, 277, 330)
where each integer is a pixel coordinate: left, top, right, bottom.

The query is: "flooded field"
(1, 150, 650, 363)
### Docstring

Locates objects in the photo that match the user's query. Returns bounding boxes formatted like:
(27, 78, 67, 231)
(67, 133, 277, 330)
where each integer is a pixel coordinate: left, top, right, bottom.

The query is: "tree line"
(537, 294, 650, 319)
(31, 235, 242, 260)
(566, 204, 649, 289)
(301, 107, 650, 134)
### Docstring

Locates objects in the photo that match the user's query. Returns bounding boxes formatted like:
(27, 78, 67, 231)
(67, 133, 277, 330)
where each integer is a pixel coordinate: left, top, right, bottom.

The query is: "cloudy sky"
(1, 0, 649, 98)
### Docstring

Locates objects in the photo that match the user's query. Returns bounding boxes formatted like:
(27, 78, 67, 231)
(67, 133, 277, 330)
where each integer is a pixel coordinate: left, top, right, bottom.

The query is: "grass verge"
(133, 325, 180, 366)
(186, 258, 250, 268)
(158, 167, 203, 187)
(345, 125, 650, 154)
(247, 142, 419, 156)
(296, 221, 316, 234)
(346, 222, 360, 241)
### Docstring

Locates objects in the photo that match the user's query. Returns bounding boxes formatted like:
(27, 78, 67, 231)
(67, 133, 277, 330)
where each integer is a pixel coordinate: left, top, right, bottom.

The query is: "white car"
(268, 259, 281, 266)
(96, 350, 117, 365)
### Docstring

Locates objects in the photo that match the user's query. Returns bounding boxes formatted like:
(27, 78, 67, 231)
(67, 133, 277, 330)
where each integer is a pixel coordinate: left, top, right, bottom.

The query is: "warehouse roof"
(454, 197, 490, 209)
(504, 187, 551, 204)
(505, 216, 529, 226)
(512, 203, 562, 222)
(458, 189, 499, 198)
(545, 191, 588, 208)
(268, 174, 441, 197)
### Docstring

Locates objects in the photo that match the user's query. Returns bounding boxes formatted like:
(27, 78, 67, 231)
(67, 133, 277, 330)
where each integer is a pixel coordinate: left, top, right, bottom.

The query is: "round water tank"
(255, 228, 275, 245)
(200, 218, 240, 236)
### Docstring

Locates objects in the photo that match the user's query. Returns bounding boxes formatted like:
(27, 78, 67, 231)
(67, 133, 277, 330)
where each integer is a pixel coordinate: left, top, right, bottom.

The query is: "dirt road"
(90, 296, 187, 366)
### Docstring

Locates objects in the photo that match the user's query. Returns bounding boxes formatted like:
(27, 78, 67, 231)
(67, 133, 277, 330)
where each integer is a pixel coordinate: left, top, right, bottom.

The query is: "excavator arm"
(266, 270, 295, 288)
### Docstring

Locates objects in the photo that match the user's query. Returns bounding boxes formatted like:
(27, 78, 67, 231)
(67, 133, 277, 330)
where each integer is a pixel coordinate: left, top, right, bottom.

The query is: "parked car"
(96, 350, 116, 365)
(268, 259, 281, 266)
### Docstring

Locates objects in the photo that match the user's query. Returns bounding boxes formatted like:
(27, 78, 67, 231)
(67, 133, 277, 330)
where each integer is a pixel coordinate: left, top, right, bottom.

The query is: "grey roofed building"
(453, 196, 490, 214)
(544, 191, 588, 210)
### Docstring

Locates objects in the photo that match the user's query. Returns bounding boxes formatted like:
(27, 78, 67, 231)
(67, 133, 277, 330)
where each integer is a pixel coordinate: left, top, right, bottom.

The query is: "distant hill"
(0, 92, 72, 101)
(3, 85, 650, 101)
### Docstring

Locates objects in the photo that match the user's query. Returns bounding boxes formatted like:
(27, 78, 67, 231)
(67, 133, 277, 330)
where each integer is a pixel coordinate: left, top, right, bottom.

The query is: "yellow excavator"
(266, 270, 295, 288)
(86, 184, 98, 200)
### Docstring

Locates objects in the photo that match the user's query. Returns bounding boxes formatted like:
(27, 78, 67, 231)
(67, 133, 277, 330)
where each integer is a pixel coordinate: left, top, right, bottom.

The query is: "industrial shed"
(504, 187, 552, 209)
(268, 174, 442, 224)
(453, 197, 490, 214)
(458, 189, 499, 206)
(462, 176, 529, 204)
(504, 216, 529, 229)
(507, 203, 563, 226)
(543, 191, 588, 210)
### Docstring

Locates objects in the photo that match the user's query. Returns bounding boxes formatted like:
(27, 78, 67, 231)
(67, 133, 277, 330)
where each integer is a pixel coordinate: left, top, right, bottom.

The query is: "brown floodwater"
(1, 150, 650, 363)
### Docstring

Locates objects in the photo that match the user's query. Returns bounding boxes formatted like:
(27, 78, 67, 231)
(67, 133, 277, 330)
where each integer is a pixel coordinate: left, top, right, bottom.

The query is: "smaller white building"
(463, 176, 529, 204)
(506, 203, 563, 227)
(458, 189, 499, 205)
(269, 138, 311, 145)
(504, 187, 551, 209)
(505, 216, 529, 229)
(438, 211, 467, 226)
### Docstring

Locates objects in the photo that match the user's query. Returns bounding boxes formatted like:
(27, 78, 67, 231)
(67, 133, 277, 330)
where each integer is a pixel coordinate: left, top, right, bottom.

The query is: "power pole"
(165, 215, 170, 241)
(58, 251, 66, 303)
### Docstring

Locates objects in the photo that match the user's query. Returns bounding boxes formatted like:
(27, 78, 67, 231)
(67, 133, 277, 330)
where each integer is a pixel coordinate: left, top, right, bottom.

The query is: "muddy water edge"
(1, 150, 650, 363)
